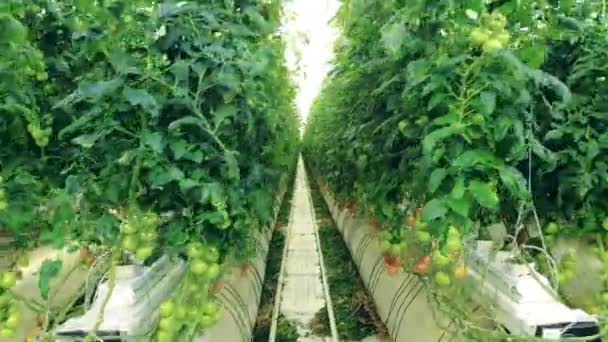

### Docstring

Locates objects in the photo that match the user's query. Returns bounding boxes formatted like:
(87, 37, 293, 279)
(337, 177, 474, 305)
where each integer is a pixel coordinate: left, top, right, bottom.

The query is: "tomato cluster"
(0, 272, 19, 338)
(156, 242, 223, 341)
(469, 12, 510, 52)
(120, 210, 159, 261)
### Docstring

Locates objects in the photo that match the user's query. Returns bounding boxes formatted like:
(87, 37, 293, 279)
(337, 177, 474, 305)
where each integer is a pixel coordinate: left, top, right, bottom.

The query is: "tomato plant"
(1, 0, 299, 339)
(304, 0, 608, 338)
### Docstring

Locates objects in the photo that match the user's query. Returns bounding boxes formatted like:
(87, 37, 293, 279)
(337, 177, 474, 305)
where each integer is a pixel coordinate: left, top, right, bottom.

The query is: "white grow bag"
(52, 188, 286, 342)
(317, 187, 600, 341)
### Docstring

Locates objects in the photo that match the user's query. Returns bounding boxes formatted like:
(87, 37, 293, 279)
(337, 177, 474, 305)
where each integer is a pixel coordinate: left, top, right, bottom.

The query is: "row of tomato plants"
(304, 0, 608, 339)
(0, 0, 299, 340)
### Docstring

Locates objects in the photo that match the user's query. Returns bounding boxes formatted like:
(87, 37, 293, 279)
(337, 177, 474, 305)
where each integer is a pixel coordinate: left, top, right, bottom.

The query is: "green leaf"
(421, 198, 448, 222)
(109, 52, 140, 75)
(498, 166, 528, 199)
(451, 177, 466, 199)
(381, 22, 406, 56)
(39, 259, 62, 299)
(446, 196, 471, 217)
(123, 88, 159, 116)
(142, 132, 165, 154)
(469, 180, 499, 210)
(179, 179, 199, 192)
(479, 91, 496, 116)
(531, 137, 559, 172)
(171, 60, 190, 84)
(494, 116, 513, 141)
(452, 149, 498, 169)
(168, 116, 204, 131)
(214, 105, 238, 130)
(72, 130, 112, 149)
(80, 79, 123, 99)
(423, 126, 461, 155)
(519, 41, 546, 69)
(170, 139, 189, 159)
(428, 168, 447, 193)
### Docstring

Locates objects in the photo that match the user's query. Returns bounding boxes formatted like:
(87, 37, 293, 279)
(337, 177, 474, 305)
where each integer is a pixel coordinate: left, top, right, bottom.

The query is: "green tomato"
(135, 246, 153, 260)
(202, 301, 219, 315)
(121, 223, 137, 235)
(417, 231, 431, 242)
(0, 293, 12, 307)
(379, 240, 391, 252)
(495, 31, 510, 45)
(204, 247, 220, 263)
(434, 271, 451, 287)
(0, 201, 6, 211)
(199, 314, 216, 328)
(469, 28, 489, 46)
(432, 251, 450, 266)
(121, 235, 139, 251)
(160, 300, 174, 318)
(1, 272, 17, 289)
(5, 312, 20, 328)
(190, 260, 209, 275)
(482, 39, 503, 52)
(139, 230, 157, 243)
(558, 269, 575, 283)
(157, 331, 173, 342)
(204, 263, 221, 280)
(389, 244, 402, 256)
(445, 237, 462, 253)
(158, 317, 177, 331)
(187, 242, 205, 259)
(0, 328, 14, 338)
(603, 217, 608, 231)
(175, 305, 188, 320)
(545, 222, 559, 235)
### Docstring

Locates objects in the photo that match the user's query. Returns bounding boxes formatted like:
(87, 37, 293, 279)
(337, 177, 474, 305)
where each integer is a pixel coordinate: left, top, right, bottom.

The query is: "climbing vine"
(304, 0, 608, 339)
(1, 0, 298, 339)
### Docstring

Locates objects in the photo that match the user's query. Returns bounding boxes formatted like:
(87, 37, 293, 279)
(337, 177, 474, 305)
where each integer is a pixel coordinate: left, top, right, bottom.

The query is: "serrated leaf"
(123, 87, 159, 116)
(39, 259, 62, 299)
(214, 105, 238, 130)
(428, 168, 447, 193)
(109, 52, 140, 75)
(469, 180, 499, 209)
(170, 139, 188, 159)
(80, 79, 123, 99)
(142, 132, 165, 154)
(168, 116, 204, 131)
(421, 198, 448, 222)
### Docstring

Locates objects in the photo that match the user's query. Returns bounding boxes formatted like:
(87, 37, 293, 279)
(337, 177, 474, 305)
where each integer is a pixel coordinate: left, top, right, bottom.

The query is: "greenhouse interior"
(0, 0, 607, 341)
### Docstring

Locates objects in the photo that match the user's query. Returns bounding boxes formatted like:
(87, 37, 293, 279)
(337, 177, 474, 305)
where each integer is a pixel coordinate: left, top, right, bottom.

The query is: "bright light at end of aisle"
(282, 0, 341, 123)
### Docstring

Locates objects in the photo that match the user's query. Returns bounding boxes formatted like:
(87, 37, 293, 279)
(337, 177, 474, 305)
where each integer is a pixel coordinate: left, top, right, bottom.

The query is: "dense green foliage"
(1, 0, 298, 339)
(304, 0, 608, 338)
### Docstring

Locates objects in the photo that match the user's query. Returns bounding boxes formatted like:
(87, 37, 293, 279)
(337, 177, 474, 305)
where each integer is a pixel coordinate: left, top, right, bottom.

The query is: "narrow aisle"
(270, 158, 338, 342)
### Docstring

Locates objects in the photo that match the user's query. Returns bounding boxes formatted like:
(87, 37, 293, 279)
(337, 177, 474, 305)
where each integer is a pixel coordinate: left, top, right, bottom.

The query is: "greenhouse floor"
(269, 159, 387, 342)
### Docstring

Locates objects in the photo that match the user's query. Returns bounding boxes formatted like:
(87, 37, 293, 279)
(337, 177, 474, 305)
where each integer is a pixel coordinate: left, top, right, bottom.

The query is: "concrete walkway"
(271, 159, 336, 342)
(270, 159, 387, 342)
